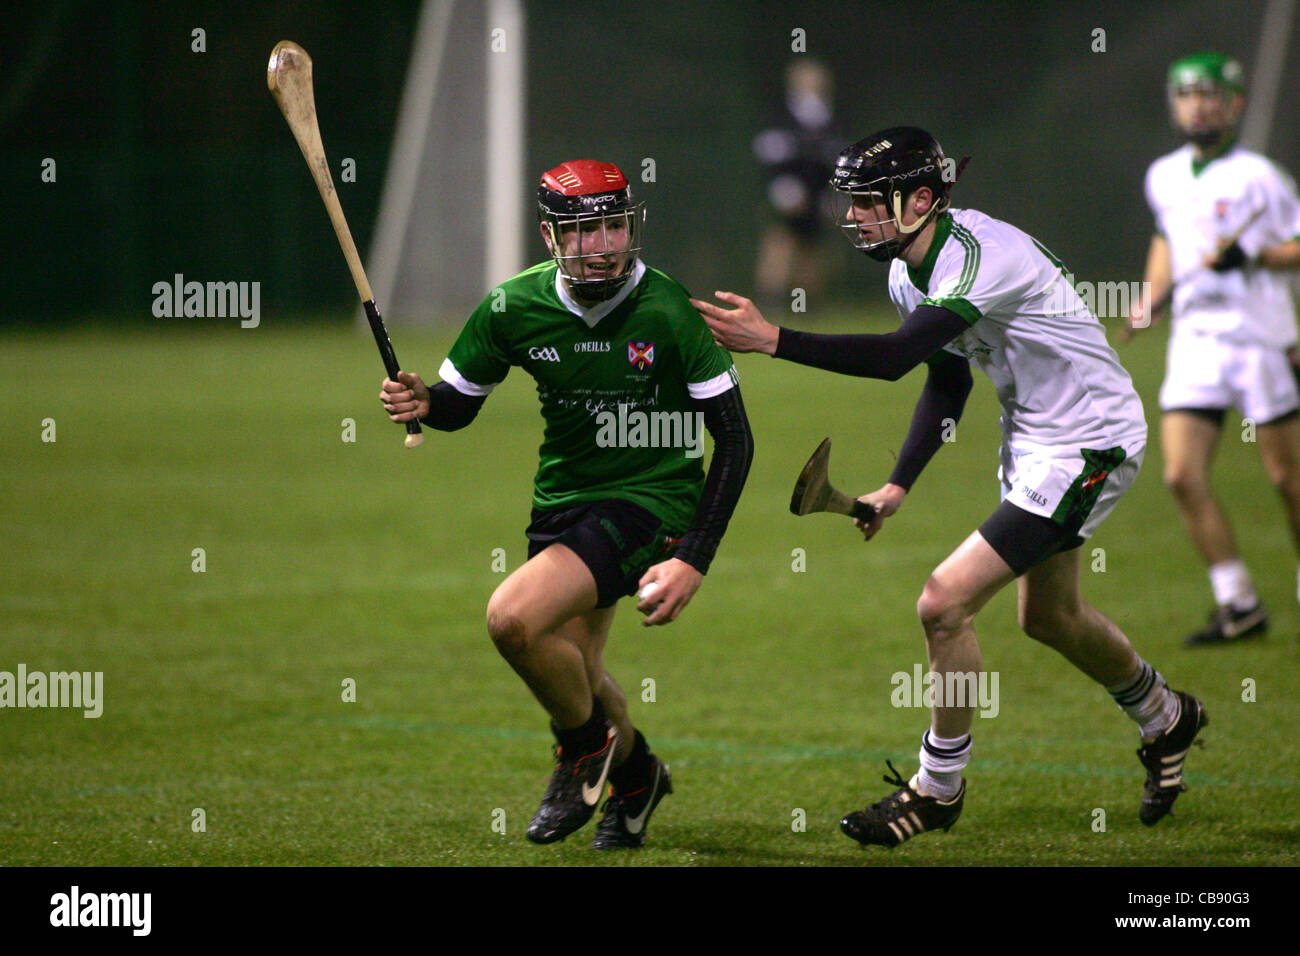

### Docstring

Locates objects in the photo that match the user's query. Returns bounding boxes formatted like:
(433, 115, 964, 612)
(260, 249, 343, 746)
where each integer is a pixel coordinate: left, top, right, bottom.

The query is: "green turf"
(2, 316, 1297, 866)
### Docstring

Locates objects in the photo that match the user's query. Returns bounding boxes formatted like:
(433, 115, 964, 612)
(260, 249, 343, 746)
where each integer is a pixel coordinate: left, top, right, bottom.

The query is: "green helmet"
(1167, 52, 1245, 95)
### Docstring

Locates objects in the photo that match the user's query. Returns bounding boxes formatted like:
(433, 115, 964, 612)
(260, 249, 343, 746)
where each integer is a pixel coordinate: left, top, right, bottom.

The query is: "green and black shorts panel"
(980, 447, 1125, 576)
(1052, 446, 1127, 535)
(526, 500, 683, 608)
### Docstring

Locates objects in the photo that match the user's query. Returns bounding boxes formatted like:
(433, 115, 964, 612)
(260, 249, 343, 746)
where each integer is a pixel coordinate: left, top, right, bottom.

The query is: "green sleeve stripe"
(958, 226, 981, 295)
(1031, 238, 1069, 273)
(922, 295, 981, 325)
(949, 224, 982, 297)
(949, 228, 975, 295)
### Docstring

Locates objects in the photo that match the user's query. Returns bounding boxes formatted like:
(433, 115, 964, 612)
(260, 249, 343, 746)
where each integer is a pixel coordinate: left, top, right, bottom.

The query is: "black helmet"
(829, 127, 951, 261)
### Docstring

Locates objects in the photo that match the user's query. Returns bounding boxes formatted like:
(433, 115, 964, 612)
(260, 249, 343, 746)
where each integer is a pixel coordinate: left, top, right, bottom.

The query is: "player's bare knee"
(916, 578, 970, 638)
(1260, 452, 1297, 492)
(1162, 466, 1205, 501)
(486, 609, 530, 661)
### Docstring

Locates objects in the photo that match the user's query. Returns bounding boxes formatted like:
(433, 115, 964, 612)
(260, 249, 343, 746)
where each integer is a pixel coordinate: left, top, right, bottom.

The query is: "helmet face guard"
(540, 204, 646, 301)
(830, 179, 938, 262)
(538, 160, 645, 302)
(828, 127, 951, 262)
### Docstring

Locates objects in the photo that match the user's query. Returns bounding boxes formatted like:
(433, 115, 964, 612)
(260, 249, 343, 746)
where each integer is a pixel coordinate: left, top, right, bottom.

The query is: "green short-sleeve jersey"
(440, 261, 738, 531)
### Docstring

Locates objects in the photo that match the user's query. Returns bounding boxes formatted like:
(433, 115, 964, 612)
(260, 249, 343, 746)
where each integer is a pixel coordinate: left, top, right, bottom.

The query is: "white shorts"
(997, 441, 1145, 539)
(1159, 334, 1300, 424)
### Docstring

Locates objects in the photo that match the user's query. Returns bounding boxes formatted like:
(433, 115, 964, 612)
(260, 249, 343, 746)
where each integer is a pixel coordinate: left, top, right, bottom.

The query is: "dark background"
(4, 0, 1295, 320)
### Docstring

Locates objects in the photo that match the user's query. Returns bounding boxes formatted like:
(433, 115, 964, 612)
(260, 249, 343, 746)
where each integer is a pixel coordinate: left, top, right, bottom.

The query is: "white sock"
(1107, 660, 1179, 740)
(916, 730, 970, 802)
(1209, 559, 1256, 612)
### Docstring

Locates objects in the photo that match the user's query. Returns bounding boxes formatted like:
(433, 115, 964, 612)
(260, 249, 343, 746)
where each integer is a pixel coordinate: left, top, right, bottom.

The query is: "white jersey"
(1145, 143, 1300, 347)
(888, 208, 1147, 455)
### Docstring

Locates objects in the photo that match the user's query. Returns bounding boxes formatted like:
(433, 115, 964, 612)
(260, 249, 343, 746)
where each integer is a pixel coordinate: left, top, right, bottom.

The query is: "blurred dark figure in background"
(752, 59, 842, 308)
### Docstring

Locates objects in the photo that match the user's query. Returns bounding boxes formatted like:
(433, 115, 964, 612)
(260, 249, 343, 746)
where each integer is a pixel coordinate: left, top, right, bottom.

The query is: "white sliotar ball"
(639, 581, 660, 603)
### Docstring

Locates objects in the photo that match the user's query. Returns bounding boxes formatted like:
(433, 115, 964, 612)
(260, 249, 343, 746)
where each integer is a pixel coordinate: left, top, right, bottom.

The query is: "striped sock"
(916, 729, 971, 802)
(1107, 660, 1178, 740)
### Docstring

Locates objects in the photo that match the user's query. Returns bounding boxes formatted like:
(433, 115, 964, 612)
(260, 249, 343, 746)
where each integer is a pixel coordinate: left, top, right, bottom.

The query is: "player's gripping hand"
(1117, 300, 1147, 344)
(691, 292, 781, 355)
(636, 557, 702, 627)
(379, 371, 430, 423)
(1207, 240, 1250, 273)
(854, 484, 906, 542)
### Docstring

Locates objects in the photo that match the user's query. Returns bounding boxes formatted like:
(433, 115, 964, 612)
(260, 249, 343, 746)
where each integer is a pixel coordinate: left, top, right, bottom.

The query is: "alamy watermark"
(1047, 276, 1152, 325)
(1, 664, 103, 718)
(152, 273, 260, 327)
(891, 664, 999, 718)
(595, 403, 705, 459)
(50, 886, 150, 936)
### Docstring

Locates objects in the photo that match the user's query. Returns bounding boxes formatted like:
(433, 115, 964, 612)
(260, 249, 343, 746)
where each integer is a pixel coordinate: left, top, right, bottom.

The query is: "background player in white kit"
(1128, 52, 1300, 646)
(698, 127, 1206, 845)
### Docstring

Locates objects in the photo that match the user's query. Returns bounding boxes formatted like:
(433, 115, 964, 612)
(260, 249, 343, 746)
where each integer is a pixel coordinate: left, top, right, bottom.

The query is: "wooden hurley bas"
(790, 438, 877, 521)
(267, 40, 423, 449)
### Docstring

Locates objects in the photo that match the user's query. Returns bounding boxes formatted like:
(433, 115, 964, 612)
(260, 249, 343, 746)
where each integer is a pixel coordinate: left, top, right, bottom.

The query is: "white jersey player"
(885, 206, 1149, 536)
(1129, 52, 1300, 645)
(697, 126, 1206, 845)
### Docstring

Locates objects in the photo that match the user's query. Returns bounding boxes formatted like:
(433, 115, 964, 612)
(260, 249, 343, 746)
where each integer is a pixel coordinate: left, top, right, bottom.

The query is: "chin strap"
(892, 190, 942, 237)
(887, 190, 944, 260)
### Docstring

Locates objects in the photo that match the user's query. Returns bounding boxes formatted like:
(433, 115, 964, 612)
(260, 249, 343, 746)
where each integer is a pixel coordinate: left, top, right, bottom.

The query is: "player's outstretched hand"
(636, 557, 702, 627)
(855, 484, 906, 542)
(691, 292, 781, 355)
(380, 370, 430, 423)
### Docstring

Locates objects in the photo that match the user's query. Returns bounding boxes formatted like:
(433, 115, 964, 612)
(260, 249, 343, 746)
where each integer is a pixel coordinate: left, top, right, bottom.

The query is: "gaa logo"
(627, 341, 655, 370)
(528, 346, 561, 362)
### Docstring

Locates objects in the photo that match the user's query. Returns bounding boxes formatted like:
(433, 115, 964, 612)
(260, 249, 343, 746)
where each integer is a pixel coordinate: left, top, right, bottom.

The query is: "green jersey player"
(1127, 52, 1300, 646)
(381, 159, 753, 848)
(696, 127, 1205, 846)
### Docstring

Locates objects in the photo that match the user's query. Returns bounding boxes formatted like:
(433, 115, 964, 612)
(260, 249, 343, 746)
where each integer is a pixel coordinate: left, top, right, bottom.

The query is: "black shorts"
(526, 500, 682, 609)
(1165, 406, 1300, 428)
(978, 500, 1084, 578)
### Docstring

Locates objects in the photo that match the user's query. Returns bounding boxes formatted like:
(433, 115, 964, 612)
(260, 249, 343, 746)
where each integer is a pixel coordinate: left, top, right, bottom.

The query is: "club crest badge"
(627, 341, 655, 370)
(1081, 468, 1109, 491)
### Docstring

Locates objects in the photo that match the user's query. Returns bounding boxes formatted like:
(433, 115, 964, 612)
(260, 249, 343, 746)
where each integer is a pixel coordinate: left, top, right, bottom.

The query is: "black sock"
(609, 729, 653, 792)
(553, 697, 608, 758)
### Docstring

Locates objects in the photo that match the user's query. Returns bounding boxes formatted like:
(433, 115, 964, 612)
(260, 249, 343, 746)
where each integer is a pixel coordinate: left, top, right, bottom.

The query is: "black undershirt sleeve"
(419, 381, 488, 431)
(887, 352, 973, 491)
(673, 386, 755, 575)
(773, 304, 971, 381)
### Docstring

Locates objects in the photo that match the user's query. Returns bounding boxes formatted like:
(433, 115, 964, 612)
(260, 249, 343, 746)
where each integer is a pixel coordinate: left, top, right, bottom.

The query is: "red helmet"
(538, 159, 645, 301)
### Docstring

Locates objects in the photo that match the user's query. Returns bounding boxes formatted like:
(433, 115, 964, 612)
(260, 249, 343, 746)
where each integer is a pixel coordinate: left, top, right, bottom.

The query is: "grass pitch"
(2, 315, 1297, 866)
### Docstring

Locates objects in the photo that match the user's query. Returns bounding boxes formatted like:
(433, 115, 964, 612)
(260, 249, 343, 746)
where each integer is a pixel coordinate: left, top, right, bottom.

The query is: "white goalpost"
(366, 0, 527, 325)
(1239, 0, 1294, 153)
(1239, 0, 1297, 300)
